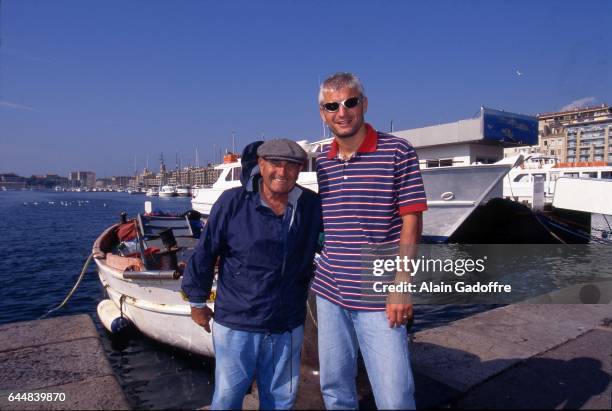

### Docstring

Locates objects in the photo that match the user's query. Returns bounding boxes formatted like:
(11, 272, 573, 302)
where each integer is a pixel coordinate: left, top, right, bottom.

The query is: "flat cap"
(257, 139, 307, 164)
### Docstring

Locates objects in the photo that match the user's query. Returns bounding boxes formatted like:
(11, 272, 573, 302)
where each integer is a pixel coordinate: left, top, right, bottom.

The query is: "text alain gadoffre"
(370, 256, 512, 294)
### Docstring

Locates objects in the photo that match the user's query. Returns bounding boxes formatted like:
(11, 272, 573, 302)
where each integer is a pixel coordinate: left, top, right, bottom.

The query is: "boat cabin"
(392, 107, 538, 168)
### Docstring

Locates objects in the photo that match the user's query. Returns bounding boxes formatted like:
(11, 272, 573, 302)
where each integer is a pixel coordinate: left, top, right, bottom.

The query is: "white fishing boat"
(94, 212, 216, 356)
(145, 187, 159, 197)
(159, 185, 177, 198)
(126, 187, 141, 195)
(176, 184, 192, 197)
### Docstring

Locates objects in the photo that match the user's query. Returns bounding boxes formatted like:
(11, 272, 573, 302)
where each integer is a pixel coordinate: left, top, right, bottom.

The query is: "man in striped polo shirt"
(313, 72, 427, 409)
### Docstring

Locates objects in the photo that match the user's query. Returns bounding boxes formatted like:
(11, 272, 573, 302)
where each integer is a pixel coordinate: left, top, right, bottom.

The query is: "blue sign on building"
(482, 107, 538, 146)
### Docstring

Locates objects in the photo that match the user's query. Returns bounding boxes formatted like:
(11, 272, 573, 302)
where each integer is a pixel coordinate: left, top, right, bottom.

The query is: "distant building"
(0, 173, 27, 189)
(504, 104, 612, 163)
(69, 171, 96, 188)
(539, 104, 612, 164)
(27, 174, 70, 189)
(137, 170, 161, 188)
(134, 165, 220, 188)
(95, 178, 112, 188)
(111, 176, 132, 188)
(189, 167, 221, 187)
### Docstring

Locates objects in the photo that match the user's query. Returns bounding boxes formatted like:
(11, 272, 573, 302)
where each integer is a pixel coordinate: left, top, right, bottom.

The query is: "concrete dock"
(1, 304, 610, 410)
(0, 314, 129, 410)
(410, 304, 611, 409)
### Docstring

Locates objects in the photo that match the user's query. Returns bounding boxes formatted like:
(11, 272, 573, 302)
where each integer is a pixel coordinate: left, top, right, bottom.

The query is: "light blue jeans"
(316, 296, 416, 410)
(211, 321, 304, 410)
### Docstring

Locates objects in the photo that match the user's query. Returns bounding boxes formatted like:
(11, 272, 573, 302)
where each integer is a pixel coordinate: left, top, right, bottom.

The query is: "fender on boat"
(97, 299, 132, 334)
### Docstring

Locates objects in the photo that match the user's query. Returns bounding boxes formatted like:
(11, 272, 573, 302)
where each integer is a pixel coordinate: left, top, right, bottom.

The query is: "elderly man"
(312, 72, 428, 409)
(182, 139, 322, 410)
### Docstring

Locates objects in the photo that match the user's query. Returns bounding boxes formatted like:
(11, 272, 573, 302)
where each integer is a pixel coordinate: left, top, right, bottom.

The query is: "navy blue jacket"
(181, 178, 322, 333)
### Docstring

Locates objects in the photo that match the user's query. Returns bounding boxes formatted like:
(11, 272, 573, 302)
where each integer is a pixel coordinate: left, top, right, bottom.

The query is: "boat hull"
(420, 163, 511, 242)
(94, 258, 215, 357)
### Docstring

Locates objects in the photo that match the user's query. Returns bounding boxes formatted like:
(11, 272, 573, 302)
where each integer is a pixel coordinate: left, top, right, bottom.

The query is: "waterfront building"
(137, 170, 161, 188)
(0, 173, 27, 190)
(133, 165, 220, 188)
(191, 167, 221, 187)
(505, 104, 612, 164)
(111, 176, 133, 189)
(95, 178, 112, 189)
(27, 174, 70, 189)
(69, 171, 96, 189)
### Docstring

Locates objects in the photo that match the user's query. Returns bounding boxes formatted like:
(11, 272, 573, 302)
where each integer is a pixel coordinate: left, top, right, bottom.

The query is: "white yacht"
(503, 154, 612, 205)
(145, 187, 159, 197)
(176, 184, 192, 197)
(159, 185, 177, 198)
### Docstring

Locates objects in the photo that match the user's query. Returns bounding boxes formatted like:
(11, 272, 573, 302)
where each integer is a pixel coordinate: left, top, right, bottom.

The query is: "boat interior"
(93, 212, 202, 275)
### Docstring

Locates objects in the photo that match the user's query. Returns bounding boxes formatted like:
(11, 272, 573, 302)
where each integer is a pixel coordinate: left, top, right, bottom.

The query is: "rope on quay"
(39, 252, 95, 319)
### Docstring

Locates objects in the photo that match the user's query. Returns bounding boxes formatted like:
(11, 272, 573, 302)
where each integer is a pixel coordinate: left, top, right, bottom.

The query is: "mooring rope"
(39, 253, 94, 319)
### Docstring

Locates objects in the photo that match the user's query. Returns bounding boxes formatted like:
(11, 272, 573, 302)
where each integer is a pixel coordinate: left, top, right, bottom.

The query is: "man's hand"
(191, 306, 214, 333)
(384, 212, 421, 329)
(386, 303, 413, 329)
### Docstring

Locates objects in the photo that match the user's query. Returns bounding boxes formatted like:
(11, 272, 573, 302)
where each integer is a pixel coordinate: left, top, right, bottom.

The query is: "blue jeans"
(316, 296, 416, 410)
(211, 322, 304, 410)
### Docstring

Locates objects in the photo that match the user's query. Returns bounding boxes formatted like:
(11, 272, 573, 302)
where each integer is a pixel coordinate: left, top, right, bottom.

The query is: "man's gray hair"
(318, 72, 366, 104)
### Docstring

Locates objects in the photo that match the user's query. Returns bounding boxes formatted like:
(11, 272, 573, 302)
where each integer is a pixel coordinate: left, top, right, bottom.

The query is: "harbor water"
(1, 190, 610, 409)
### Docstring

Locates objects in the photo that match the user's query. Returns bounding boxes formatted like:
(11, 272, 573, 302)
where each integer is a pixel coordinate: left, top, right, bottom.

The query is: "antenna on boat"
(195, 147, 199, 168)
(390, 120, 394, 133)
(232, 131, 236, 154)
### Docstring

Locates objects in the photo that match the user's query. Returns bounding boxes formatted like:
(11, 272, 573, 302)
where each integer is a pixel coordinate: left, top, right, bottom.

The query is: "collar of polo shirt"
(327, 123, 378, 160)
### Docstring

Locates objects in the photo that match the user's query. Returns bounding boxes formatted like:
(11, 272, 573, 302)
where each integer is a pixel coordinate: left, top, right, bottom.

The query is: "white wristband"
(190, 302, 206, 308)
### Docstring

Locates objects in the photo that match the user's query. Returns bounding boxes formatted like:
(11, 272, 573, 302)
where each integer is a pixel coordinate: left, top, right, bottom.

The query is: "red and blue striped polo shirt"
(312, 123, 428, 310)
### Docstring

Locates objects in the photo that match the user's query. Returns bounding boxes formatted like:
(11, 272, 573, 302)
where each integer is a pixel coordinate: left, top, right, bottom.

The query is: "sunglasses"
(321, 97, 362, 113)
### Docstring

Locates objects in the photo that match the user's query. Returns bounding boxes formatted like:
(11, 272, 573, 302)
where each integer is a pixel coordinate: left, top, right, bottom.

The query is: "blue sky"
(1, 0, 611, 177)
